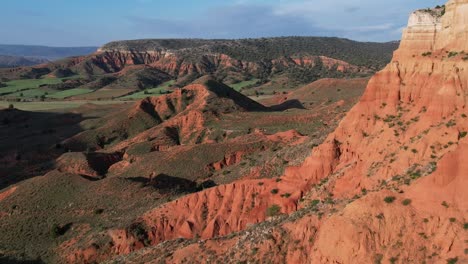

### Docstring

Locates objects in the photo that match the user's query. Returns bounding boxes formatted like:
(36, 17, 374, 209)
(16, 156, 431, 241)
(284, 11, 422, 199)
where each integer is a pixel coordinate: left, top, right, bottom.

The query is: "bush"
(8, 104, 14, 109)
(384, 196, 396, 203)
(128, 222, 149, 245)
(270, 189, 279, 194)
(401, 199, 412, 206)
(447, 257, 458, 264)
(422, 52, 432, 57)
(50, 224, 62, 238)
(448, 51, 458, 58)
(266, 204, 281, 217)
(310, 199, 320, 207)
(459, 131, 467, 139)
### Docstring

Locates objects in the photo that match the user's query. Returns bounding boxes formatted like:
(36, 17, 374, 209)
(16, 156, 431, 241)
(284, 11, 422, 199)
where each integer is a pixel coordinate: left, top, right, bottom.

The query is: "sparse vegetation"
(401, 199, 412, 206)
(94, 208, 104, 215)
(266, 204, 281, 217)
(448, 51, 459, 58)
(384, 196, 396, 203)
(310, 199, 320, 208)
(128, 222, 150, 245)
(374, 254, 384, 264)
(50, 224, 63, 238)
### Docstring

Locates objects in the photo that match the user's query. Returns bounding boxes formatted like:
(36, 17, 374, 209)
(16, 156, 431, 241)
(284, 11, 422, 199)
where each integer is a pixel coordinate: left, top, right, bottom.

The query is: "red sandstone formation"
(88, 50, 370, 78)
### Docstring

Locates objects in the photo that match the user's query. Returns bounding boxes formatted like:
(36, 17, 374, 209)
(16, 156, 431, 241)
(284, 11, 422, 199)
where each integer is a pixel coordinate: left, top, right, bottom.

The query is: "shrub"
(449, 217, 456, 223)
(447, 257, 458, 264)
(8, 104, 14, 109)
(374, 254, 384, 264)
(459, 131, 467, 139)
(310, 199, 320, 208)
(50, 224, 63, 238)
(384, 196, 396, 203)
(270, 189, 279, 194)
(401, 199, 412, 206)
(448, 51, 458, 58)
(464, 222, 468, 230)
(128, 222, 149, 245)
(266, 204, 281, 217)
(442, 201, 449, 208)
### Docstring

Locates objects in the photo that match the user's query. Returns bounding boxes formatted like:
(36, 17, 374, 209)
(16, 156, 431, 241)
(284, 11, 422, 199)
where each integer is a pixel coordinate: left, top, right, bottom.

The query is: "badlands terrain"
(0, 0, 467, 263)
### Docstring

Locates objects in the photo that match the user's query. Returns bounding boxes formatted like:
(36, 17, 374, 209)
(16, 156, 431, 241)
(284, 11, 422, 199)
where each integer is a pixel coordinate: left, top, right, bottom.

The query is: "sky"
(1, 0, 446, 47)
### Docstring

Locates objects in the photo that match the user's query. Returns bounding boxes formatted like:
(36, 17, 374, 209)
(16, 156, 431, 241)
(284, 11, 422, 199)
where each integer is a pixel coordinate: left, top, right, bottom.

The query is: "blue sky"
(1, 0, 445, 47)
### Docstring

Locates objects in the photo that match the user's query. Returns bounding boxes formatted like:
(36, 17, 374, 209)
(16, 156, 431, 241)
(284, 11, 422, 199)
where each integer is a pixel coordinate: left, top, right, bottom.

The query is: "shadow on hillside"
(0, 256, 45, 264)
(269, 99, 306, 111)
(127, 174, 217, 194)
(0, 108, 87, 190)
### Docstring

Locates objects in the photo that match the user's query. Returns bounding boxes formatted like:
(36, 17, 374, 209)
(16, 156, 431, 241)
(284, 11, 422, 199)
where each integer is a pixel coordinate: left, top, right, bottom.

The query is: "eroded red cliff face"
(86, 50, 370, 78)
(65, 1, 467, 263)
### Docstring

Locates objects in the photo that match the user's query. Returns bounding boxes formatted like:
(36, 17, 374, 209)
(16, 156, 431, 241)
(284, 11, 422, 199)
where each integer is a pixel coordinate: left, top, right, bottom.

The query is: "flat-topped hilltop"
(99, 37, 399, 68)
(400, 0, 468, 52)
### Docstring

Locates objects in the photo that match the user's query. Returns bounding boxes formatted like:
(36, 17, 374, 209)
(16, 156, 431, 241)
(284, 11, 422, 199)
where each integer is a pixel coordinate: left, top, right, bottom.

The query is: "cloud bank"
(126, 0, 445, 42)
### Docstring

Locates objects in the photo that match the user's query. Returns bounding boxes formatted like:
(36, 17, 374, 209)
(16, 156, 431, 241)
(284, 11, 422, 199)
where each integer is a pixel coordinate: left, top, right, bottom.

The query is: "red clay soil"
(0, 186, 16, 202)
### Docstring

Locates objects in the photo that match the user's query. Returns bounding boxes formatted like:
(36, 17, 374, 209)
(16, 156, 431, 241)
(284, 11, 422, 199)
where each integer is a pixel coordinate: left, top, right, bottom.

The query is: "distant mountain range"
(0, 44, 97, 68)
(0, 55, 49, 68)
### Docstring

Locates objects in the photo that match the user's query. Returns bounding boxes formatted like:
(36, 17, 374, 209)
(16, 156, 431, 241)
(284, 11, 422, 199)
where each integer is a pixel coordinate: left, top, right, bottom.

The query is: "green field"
(229, 79, 259, 91)
(7, 88, 52, 98)
(47, 88, 93, 99)
(0, 78, 65, 95)
(121, 80, 175, 99)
